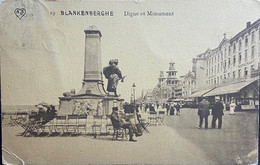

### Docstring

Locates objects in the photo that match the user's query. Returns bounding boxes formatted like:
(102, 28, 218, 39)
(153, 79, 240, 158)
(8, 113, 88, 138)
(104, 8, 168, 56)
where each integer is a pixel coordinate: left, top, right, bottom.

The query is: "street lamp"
(132, 83, 136, 105)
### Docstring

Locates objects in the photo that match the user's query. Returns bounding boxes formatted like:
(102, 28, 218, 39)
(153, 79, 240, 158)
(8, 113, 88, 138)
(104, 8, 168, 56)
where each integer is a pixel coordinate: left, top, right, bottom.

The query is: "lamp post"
(132, 83, 136, 105)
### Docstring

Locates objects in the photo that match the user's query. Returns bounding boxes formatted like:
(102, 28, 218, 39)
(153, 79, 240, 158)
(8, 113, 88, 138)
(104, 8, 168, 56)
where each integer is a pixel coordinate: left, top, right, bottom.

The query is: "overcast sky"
(1, 0, 260, 105)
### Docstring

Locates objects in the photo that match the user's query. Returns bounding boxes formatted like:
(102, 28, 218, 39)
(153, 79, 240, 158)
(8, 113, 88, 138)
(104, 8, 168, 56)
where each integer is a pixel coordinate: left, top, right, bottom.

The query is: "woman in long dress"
(229, 99, 236, 115)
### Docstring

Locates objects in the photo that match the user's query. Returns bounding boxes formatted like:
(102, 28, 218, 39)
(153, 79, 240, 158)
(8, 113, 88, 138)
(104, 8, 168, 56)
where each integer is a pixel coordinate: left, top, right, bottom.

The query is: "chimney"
(246, 21, 251, 28)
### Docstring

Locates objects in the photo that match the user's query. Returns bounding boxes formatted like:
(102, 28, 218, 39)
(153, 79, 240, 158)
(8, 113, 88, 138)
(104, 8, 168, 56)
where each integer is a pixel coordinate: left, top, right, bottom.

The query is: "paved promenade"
(2, 108, 258, 164)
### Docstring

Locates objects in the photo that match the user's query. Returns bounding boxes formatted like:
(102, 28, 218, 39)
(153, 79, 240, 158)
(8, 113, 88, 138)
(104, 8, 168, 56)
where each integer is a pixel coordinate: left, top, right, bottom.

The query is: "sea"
(1, 105, 59, 114)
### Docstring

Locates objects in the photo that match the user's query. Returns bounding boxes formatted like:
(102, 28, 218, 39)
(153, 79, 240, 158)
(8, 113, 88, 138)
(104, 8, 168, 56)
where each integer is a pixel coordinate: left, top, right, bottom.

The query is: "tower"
(166, 62, 178, 98)
(166, 62, 178, 86)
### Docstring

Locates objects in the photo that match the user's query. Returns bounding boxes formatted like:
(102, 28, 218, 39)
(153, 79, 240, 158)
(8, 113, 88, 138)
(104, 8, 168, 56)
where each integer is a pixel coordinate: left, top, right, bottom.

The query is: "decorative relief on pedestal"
(72, 99, 101, 115)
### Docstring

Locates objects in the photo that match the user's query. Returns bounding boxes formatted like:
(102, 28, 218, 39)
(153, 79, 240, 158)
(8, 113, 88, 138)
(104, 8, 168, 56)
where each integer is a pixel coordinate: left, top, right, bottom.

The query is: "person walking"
(175, 103, 181, 115)
(170, 103, 175, 115)
(197, 97, 210, 129)
(212, 96, 224, 129)
(229, 97, 236, 115)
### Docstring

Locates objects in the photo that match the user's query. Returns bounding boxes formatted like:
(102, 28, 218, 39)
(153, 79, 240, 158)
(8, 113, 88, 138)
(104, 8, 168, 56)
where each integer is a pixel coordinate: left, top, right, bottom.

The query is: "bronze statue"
(103, 59, 125, 96)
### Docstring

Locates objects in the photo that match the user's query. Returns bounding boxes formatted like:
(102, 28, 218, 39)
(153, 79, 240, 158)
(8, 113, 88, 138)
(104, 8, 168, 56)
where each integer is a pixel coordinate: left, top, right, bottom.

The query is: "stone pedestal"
(58, 26, 124, 116)
(58, 95, 123, 116)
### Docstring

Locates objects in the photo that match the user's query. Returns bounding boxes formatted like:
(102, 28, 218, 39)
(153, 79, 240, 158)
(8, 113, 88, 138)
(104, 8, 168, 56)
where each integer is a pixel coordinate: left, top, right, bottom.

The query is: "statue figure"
(103, 59, 125, 96)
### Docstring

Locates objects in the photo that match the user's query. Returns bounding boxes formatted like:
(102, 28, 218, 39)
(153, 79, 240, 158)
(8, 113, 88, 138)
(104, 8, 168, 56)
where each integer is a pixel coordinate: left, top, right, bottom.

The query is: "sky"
(1, 0, 260, 105)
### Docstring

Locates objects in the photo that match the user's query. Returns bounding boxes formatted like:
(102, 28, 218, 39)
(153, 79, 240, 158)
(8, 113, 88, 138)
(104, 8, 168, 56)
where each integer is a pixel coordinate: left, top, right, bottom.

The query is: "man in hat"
(103, 59, 125, 96)
(211, 96, 224, 129)
(197, 97, 210, 129)
(110, 104, 142, 142)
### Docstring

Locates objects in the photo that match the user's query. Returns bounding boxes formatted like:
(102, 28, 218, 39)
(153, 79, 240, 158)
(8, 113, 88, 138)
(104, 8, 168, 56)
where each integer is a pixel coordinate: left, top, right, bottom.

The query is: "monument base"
(58, 94, 124, 116)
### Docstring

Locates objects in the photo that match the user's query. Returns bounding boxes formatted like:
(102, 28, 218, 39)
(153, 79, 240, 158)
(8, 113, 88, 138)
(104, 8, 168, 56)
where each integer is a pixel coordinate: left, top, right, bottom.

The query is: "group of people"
(166, 103, 181, 116)
(197, 96, 234, 129)
(30, 105, 57, 124)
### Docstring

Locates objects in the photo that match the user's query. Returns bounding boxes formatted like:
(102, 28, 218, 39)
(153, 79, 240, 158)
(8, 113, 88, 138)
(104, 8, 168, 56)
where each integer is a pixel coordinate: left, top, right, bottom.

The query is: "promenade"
(2, 108, 258, 165)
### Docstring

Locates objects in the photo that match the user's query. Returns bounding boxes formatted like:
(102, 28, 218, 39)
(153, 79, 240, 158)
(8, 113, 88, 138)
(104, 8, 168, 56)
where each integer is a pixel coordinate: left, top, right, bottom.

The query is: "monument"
(58, 26, 123, 115)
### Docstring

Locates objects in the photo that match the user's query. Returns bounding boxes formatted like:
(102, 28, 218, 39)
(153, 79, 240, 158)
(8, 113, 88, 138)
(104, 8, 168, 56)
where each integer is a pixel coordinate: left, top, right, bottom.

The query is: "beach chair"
(105, 115, 113, 133)
(77, 115, 87, 134)
(66, 115, 78, 134)
(54, 116, 67, 134)
(136, 114, 149, 133)
(156, 111, 165, 125)
(148, 111, 157, 126)
(39, 119, 55, 135)
(91, 115, 103, 138)
(11, 112, 28, 126)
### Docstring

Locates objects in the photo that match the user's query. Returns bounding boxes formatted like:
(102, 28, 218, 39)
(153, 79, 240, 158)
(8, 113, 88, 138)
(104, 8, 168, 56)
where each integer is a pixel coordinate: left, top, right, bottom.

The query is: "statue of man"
(103, 59, 125, 96)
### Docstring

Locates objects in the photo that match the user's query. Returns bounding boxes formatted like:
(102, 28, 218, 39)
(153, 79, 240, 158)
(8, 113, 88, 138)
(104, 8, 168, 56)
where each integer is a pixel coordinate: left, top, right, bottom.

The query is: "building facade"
(191, 19, 260, 108)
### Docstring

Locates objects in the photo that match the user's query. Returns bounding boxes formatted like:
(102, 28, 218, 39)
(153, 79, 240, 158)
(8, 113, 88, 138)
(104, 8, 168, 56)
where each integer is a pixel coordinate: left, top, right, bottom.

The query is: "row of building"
(142, 18, 259, 110)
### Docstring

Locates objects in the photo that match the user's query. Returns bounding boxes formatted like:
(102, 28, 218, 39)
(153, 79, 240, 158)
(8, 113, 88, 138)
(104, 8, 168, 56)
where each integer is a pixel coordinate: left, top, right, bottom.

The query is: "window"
(217, 63, 219, 73)
(228, 46, 231, 56)
(224, 74, 226, 79)
(233, 55, 236, 66)
(217, 77, 219, 84)
(233, 44, 236, 54)
(214, 78, 216, 84)
(218, 54, 220, 62)
(238, 53, 242, 64)
(245, 36, 248, 47)
(245, 49, 248, 62)
(239, 40, 242, 51)
(225, 48, 227, 57)
(224, 60, 226, 70)
(221, 62, 223, 71)
(221, 51, 223, 60)
(244, 67, 248, 77)
(214, 56, 216, 64)
(238, 69, 241, 78)
(228, 72, 230, 78)
(251, 31, 255, 43)
(251, 64, 255, 71)
(233, 71, 236, 79)
(251, 46, 255, 59)
(214, 65, 216, 75)
(220, 75, 222, 80)
(228, 58, 231, 68)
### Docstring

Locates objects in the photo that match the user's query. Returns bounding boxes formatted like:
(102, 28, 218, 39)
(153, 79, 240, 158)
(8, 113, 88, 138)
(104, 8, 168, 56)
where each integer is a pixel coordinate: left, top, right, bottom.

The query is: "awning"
(203, 80, 257, 97)
(188, 88, 214, 98)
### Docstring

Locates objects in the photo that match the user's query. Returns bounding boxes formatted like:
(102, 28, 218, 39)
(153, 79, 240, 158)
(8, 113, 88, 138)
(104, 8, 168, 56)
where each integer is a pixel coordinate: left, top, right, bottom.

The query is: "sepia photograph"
(1, 0, 259, 164)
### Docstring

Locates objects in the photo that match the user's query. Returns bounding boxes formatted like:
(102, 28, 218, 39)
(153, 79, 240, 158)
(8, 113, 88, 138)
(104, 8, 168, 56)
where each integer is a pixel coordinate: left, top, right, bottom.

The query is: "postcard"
(1, 0, 259, 164)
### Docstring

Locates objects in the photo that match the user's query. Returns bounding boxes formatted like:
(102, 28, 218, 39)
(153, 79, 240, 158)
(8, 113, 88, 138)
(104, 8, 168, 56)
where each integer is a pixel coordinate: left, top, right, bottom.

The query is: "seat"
(148, 111, 157, 126)
(11, 112, 28, 126)
(66, 115, 78, 134)
(136, 114, 150, 133)
(39, 119, 55, 135)
(105, 115, 113, 133)
(77, 115, 87, 134)
(110, 116, 128, 141)
(156, 111, 165, 125)
(54, 116, 67, 134)
(91, 115, 103, 138)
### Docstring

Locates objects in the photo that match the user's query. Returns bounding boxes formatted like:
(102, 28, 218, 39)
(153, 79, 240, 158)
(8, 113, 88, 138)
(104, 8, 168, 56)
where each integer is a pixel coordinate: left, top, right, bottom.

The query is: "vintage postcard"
(1, 0, 259, 164)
